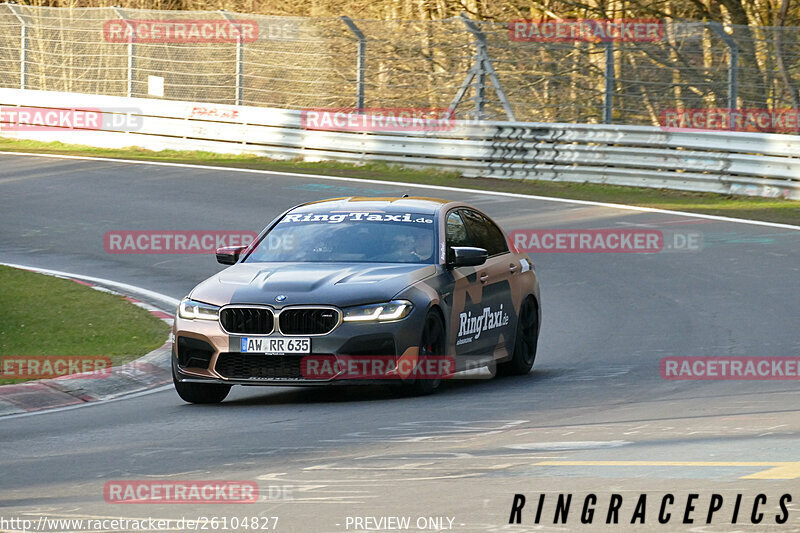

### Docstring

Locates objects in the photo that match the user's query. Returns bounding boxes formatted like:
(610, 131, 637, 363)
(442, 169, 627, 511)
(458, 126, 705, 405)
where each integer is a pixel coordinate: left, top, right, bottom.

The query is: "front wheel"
(400, 310, 446, 395)
(498, 297, 539, 376)
(173, 373, 231, 404)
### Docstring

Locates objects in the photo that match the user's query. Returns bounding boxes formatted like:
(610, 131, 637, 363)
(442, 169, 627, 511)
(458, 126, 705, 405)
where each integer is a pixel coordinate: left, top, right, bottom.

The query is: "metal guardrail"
(1, 88, 798, 200)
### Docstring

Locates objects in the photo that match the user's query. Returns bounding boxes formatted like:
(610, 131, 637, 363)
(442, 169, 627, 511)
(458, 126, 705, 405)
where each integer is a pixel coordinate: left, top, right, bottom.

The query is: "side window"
(445, 211, 471, 261)
(461, 210, 509, 256)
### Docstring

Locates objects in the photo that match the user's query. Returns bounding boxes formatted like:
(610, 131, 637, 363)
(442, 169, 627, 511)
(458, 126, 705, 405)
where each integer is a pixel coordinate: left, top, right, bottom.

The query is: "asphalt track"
(1, 152, 800, 532)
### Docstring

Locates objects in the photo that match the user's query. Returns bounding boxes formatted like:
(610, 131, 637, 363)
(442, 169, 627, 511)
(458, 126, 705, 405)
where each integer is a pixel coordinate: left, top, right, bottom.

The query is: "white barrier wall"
(1, 88, 798, 200)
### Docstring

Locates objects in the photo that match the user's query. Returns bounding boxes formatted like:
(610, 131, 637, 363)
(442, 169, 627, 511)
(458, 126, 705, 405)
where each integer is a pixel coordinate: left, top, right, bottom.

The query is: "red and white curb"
(0, 264, 176, 417)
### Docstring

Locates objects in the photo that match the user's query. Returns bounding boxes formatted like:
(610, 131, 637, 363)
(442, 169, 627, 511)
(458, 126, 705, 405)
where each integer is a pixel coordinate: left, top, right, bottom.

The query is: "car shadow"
(211, 370, 548, 407)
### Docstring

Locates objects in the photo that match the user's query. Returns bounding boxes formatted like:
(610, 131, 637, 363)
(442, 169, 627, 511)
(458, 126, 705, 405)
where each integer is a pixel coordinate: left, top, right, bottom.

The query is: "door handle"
(509, 263, 519, 273)
(479, 273, 489, 283)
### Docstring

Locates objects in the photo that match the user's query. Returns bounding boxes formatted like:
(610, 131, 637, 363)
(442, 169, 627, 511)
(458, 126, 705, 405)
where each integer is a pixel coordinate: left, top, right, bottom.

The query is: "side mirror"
(216, 245, 246, 265)
(450, 246, 488, 268)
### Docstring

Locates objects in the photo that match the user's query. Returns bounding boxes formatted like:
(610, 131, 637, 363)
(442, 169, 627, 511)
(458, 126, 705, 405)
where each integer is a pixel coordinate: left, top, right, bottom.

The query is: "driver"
(388, 231, 433, 262)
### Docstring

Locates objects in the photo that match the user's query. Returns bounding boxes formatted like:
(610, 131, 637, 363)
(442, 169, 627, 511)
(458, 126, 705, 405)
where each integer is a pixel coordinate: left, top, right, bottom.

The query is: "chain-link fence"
(2, 4, 800, 128)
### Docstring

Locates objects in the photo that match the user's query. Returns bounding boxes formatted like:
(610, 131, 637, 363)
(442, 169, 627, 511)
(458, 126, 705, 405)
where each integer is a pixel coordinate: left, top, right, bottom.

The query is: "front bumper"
(172, 307, 426, 386)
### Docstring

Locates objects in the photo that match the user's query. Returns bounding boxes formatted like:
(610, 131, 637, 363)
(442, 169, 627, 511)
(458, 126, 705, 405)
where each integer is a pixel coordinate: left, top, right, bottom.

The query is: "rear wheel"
(401, 310, 446, 395)
(498, 297, 539, 376)
(173, 363, 231, 404)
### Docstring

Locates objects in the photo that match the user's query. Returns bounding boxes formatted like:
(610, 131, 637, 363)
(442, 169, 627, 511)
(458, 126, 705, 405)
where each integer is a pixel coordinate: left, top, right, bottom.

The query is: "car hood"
(189, 262, 437, 307)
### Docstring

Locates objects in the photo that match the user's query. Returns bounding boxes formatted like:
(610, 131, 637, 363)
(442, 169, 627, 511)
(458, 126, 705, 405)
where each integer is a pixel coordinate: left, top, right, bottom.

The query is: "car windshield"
(244, 211, 437, 264)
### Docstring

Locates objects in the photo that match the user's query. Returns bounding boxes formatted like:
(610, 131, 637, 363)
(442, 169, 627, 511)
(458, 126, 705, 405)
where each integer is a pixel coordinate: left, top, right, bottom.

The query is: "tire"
(498, 297, 539, 376)
(173, 367, 231, 404)
(400, 309, 446, 395)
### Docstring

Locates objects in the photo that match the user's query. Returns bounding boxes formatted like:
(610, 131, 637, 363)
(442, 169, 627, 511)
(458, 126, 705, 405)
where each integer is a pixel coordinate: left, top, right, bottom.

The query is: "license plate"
(239, 337, 310, 355)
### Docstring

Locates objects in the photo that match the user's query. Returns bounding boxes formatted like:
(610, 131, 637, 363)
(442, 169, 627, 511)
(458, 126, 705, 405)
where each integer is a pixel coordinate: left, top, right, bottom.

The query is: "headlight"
(178, 298, 220, 320)
(342, 300, 413, 322)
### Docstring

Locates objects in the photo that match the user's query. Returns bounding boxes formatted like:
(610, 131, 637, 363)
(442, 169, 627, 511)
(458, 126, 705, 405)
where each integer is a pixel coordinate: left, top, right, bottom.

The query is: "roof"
(293, 196, 451, 215)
